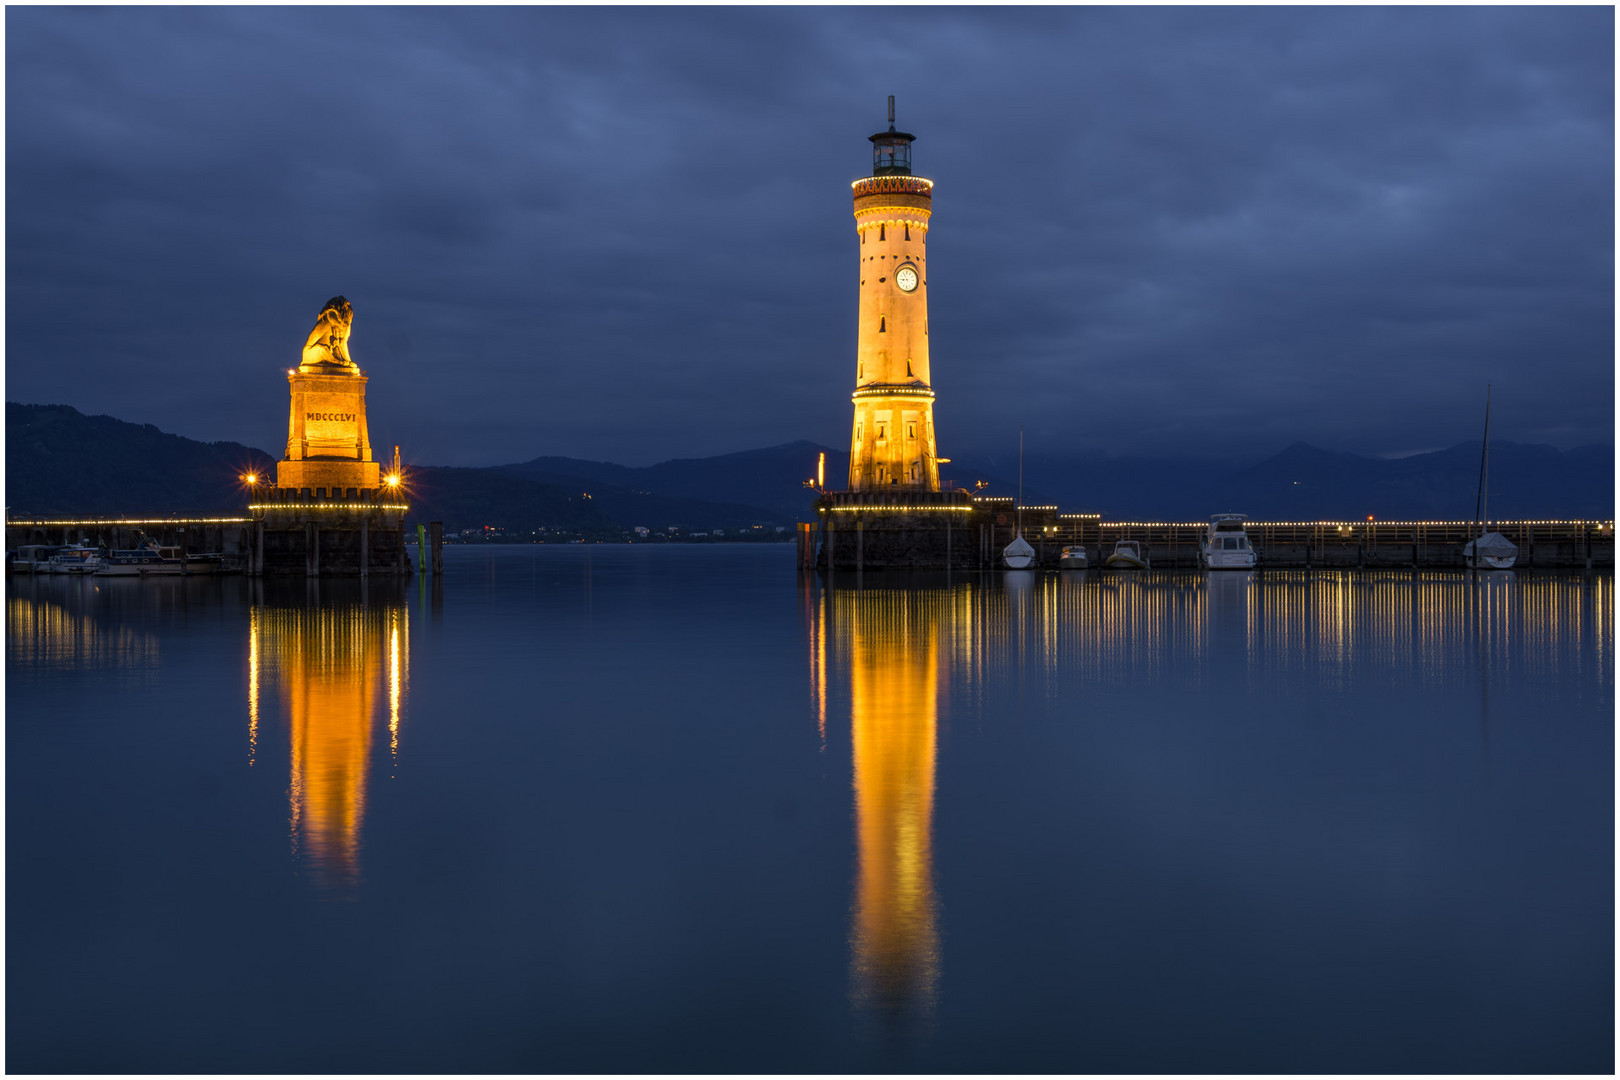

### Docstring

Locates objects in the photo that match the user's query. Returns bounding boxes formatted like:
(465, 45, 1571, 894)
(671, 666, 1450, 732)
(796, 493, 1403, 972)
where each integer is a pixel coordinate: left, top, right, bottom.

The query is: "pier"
(805, 494, 1613, 570)
(7, 517, 253, 568)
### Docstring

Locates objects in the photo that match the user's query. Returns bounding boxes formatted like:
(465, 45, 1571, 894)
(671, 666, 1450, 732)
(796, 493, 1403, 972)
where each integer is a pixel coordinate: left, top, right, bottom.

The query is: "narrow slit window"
(861, 231, 866, 245)
(879, 316, 886, 332)
(858, 363, 864, 378)
(904, 224, 910, 241)
(879, 224, 885, 241)
(906, 423, 916, 439)
(906, 361, 913, 377)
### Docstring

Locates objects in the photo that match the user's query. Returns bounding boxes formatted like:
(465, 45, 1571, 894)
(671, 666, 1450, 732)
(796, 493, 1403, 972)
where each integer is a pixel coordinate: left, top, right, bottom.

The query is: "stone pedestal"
(277, 366, 380, 496)
(250, 500, 411, 577)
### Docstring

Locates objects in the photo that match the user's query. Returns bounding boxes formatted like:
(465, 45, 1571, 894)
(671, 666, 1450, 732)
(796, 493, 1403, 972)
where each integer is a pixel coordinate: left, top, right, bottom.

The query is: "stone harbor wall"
(251, 507, 412, 576)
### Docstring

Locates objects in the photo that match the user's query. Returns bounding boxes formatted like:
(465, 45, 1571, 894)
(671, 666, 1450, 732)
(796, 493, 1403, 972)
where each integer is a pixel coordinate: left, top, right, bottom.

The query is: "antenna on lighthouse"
(887, 95, 895, 126)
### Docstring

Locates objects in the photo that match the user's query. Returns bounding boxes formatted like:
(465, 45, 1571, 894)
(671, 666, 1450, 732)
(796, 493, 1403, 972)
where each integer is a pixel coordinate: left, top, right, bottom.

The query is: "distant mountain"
(8, 402, 1608, 528)
(400, 466, 619, 534)
(6, 403, 276, 516)
(497, 441, 828, 525)
(498, 441, 1043, 522)
(1020, 440, 1614, 520)
(2, 405, 816, 533)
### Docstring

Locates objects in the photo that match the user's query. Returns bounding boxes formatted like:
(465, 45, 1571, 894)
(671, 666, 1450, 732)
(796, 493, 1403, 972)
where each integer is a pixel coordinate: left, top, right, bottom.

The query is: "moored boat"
(1059, 545, 1089, 569)
(47, 542, 103, 575)
(1465, 385, 1517, 571)
(1105, 539, 1149, 570)
(1000, 427, 1037, 570)
(1200, 513, 1257, 570)
(1002, 534, 1035, 569)
(184, 552, 224, 575)
(1464, 531, 1517, 570)
(9, 545, 63, 574)
(94, 541, 187, 576)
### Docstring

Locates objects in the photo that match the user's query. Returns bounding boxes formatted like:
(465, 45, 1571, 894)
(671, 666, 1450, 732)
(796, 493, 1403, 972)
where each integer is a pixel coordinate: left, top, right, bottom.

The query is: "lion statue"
(301, 295, 357, 368)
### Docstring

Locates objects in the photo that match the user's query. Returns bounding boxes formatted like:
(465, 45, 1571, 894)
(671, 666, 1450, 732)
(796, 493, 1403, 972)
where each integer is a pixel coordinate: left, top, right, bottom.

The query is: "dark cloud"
(6, 6, 1611, 467)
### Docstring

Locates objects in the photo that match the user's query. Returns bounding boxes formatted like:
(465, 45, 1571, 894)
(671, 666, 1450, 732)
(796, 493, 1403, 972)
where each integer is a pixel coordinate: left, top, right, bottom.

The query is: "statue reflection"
(248, 581, 408, 895)
(826, 582, 950, 1023)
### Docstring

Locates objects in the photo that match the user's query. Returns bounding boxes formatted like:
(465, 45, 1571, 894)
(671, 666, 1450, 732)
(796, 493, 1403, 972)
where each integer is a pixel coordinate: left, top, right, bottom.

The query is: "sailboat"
(1002, 429, 1035, 569)
(1463, 384, 1518, 570)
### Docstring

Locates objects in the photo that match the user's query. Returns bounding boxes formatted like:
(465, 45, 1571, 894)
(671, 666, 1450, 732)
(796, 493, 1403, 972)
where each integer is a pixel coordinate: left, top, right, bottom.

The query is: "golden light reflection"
(248, 606, 261, 766)
(806, 569, 1611, 1021)
(385, 621, 398, 764)
(829, 586, 952, 1021)
(6, 590, 161, 669)
(250, 594, 409, 894)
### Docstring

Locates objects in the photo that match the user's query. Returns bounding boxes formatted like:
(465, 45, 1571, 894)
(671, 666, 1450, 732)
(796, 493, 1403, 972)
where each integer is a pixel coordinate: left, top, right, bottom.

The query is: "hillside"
(6, 403, 277, 516)
(499, 441, 1041, 522)
(1017, 440, 1613, 520)
(6, 402, 1610, 528)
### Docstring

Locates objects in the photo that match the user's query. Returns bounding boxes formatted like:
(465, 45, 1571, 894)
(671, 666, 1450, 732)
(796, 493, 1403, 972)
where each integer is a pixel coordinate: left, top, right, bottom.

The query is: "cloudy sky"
(7, 6, 1612, 467)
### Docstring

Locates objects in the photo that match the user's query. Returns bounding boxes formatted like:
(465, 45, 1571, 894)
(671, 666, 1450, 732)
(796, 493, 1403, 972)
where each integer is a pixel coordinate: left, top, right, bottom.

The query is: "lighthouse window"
(879, 317, 886, 332)
(904, 224, 910, 241)
(879, 224, 885, 241)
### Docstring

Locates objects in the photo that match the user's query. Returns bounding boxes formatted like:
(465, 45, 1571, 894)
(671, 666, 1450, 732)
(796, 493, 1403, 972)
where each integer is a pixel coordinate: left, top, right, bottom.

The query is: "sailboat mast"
(1482, 388, 1492, 529)
(1017, 427, 1024, 535)
(1473, 384, 1491, 537)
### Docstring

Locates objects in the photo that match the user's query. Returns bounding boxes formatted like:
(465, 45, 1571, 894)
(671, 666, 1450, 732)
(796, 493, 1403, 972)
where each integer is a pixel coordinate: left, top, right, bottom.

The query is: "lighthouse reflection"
(823, 581, 951, 1024)
(248, 582, 408, 895)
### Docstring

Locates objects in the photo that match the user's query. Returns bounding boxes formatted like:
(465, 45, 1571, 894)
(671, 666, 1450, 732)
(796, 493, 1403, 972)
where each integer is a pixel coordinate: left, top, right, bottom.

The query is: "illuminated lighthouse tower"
(848, 98, 939, 492)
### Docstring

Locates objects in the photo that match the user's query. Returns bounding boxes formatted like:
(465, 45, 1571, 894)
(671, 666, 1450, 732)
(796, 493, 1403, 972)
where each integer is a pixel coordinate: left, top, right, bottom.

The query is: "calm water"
(7, 547, 1613, 1073)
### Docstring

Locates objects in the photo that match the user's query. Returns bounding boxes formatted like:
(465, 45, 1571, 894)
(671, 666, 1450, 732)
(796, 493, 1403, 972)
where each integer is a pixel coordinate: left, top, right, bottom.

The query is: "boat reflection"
(248, 581, 409, 896)
(6, 575, 171, 670)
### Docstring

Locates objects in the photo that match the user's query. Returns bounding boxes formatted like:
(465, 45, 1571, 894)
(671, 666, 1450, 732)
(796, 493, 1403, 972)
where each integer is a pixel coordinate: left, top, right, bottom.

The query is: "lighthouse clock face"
(895, 265, 919, 293)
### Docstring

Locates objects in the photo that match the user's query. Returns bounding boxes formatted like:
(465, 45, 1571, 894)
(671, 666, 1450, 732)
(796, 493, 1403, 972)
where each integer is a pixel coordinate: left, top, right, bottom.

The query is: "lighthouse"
(848, 98, 940, 492)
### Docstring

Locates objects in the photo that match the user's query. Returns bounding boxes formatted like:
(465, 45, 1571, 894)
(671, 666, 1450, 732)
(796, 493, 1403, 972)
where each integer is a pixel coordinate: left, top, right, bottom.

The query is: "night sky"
(7, 6, 1613, 468)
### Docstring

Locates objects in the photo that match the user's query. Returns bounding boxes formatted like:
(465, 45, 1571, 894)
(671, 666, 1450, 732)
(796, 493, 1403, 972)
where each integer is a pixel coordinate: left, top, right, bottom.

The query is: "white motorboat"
(1105, 539, 1149, 570)
(1465, 384, 1517, 570)
(10, 545, 62, 573)
(1059, 545, 1089, 569)
(1201, 513, 1257, 570)
(47, 543, 103, 574)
